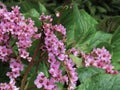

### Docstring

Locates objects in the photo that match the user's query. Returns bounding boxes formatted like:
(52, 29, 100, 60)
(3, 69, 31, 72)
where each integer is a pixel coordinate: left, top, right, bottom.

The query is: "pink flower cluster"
(84, 47, 119, 74)
(7, 58, 23, 80)
(0, 46, 12, 62)
(0, 58, 23, 90)
(70, 48, 80, 56)
(34, 72, 56, 90)
(0, 5, 40, 62)
(70, 47, 119, 74)
(34, 14, 78, 90)
(0, 79, 19, 90)
(0, 3, 40, 90)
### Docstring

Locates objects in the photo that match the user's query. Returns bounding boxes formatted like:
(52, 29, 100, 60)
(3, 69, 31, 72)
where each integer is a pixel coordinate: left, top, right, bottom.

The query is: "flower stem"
(20, 41, 40, 90)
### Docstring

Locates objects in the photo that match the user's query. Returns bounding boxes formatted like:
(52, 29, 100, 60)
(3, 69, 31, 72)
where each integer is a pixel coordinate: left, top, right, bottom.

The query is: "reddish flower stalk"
(20, 41, 40, 90)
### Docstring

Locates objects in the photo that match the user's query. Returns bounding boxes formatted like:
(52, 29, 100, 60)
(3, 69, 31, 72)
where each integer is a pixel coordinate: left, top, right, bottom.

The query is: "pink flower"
(39, 13, 53, 22)
(6, 71, 20, 79)
(34, 72, 47, 88)
(84, 47, 119, 74)
(43, 79, 55, 90)
(58, 54, 66, 61)
(0, 46, 8, 57)
(0, 79, 19, 90)
(33, 33, 41, 39)
(18, 49, 29, 59)
(52, 24, 66, 35)
(34, 79, 44, 88)
(10, 60, 23, 71)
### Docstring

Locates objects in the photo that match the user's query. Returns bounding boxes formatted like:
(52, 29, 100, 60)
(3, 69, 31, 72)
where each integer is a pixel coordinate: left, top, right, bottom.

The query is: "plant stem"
(20, 42, 40, 90)
(35, 51, 45, 72)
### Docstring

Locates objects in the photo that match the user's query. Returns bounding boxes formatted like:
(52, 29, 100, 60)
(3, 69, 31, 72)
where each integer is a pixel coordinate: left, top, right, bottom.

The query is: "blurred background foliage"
(1, 0, 120, 16)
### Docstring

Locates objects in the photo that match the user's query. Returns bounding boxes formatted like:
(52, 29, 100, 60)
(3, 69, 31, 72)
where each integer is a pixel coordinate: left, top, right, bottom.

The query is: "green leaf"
(56, 82, 65, 90)
(26, 67, 37, 88)
(76, 74, 120, 90)
(89, 31, 112, 49)
(111, 26, 120, 62)
(10, 37, 16, 46)
(12, 45, 19, 56)
(69, 55, 83, 68)
(59, 3, 97, 51)
(18, 1, 47, 14)
(25, 66, 43, 90)
(38, 2, 48, 14)
(9, 37, 19, 56)
(27, 9, 40, 18)
(76, 67, 105, 83)
(18, 1, 32, 13)
(97, 6, 107, 13)
(38, 61, 49, 78)
(112, 62, 120, 71)
(23, 11, 41, 27)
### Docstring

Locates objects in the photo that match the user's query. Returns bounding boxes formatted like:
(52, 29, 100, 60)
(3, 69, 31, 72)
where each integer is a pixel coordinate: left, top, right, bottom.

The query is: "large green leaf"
(111, 26, 120, 62)
(38, 2, 48, 14)
(89, 31, 112, 49)
(23, 10, 42, 27)
(18, 1, 47, 14)
(19, 1, 47, 27)
(27, 9, 40, 18)
(76, 67, 105, 83)
(59, 3, 97, 51)
(76, 74, 120, 90)
(112, 62, 120, 71)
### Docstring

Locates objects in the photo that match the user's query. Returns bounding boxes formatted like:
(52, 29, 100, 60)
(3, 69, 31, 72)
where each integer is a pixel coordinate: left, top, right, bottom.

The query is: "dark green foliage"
(0, 62, 10, 82)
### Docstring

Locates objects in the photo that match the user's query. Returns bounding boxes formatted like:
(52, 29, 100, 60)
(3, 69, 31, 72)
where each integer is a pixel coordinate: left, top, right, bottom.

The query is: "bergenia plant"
(0, 1, 120, 90)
